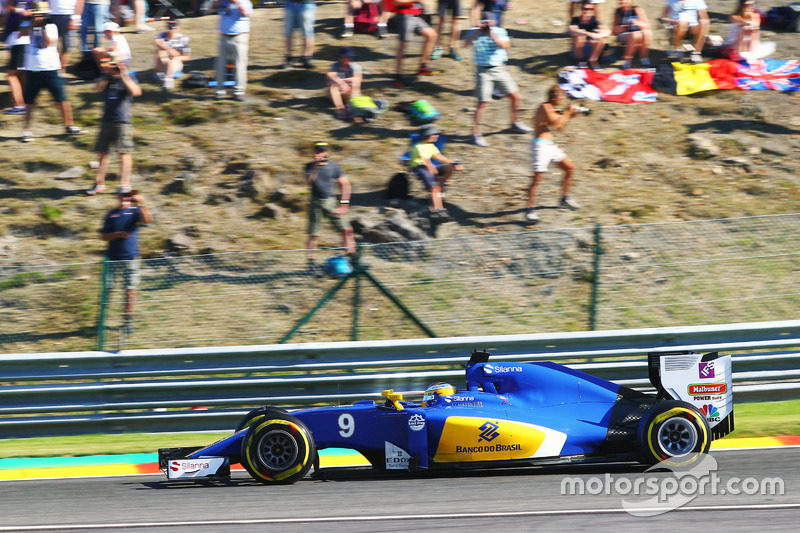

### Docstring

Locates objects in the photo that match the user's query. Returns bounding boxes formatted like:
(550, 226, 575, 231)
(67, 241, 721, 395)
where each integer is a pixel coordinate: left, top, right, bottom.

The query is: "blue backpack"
(324, 255, 353, 278)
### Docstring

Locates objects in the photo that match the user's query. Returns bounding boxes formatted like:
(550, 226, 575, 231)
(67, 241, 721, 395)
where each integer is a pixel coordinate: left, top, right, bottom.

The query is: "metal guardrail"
(1, 320, 799, 437)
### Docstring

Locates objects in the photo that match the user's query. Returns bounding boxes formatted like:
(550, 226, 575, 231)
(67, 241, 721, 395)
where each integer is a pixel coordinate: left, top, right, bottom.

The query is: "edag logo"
(700, 404, 720, 422)
(688, 383, 726, 395)
(478, 421, 500, 442)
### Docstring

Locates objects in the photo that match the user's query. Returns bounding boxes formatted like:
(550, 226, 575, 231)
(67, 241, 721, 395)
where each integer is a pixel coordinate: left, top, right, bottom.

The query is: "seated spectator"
(612, 0, 651, 69)
(721, 0, 762, 62)
(566, 0, 604, 25)
(93, 21, 131, 73)
(661, 0, 709, 63)
(341, 0, 389, 39)
(153, 19, 191, 91)
(409, 124, 463, 219)
(569, 1, 610, 69)
(326, 46, 362, 120)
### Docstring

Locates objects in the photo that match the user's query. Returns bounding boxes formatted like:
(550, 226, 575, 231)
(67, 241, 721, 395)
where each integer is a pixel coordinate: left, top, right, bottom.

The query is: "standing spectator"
(284, 0, 316, 69)
(463, 12, 531, 148)
(80, 0, 108, 52)
(431, 0, 464, 61)
(100, 186, 153, 335)
(20, 1, 82, 142)
(409, 124, 462, 219)
(2, 0, 34, 115)
(133, 0, 152, 33)
(305, 141, 355, 272)
(470, 0, 511, 28)
(326, 46, 362, 120)
(525, 85, 580, 224)
(87, 61, 141, 195)
(661, 0, 709, 63)
(48, 0, 83, 70)
(390, 0, 437, 87)
(214, 0, 252, 101)
(341, 0, 389, 39)
(153, 19, 190, 91)
(565, 0, 603, 26)
(569, 1, 610, 70)
(612, 0, 651, 69)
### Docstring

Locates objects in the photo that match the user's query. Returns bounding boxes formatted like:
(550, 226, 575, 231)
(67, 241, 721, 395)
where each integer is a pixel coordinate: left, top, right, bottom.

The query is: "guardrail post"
(97, 258, 110, 350)
(589, 223, 603, 331)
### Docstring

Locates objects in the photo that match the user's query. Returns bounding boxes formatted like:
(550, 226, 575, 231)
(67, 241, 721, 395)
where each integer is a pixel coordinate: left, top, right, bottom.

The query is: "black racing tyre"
(235, 406, 289, 433)
(636, 400, 711, 467)
(240, 413, 315, 485)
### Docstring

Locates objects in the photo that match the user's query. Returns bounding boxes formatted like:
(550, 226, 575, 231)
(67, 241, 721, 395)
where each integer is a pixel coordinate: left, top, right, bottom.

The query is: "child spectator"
(409, 124, 463, 219)
(87, 61, 141, 195)
(463, 12, 531, 148)
(153, 19, 191, 91)
(389, 0, 438, 87)
(432, 0, 464, 61)
(612, 0, 651, 69)
(661, 0, 709, 63)
(326, 46, 362, 120)
(569, 1, 610, 69)
(284, 0, 316, 69)
(92, 21, 130, 71)
(20, 1, 82, 142)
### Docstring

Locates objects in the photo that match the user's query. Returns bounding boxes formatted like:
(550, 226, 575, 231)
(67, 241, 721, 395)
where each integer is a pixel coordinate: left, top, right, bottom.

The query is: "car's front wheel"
(240, 414, 315, 485)
(637, 400, 710, 466)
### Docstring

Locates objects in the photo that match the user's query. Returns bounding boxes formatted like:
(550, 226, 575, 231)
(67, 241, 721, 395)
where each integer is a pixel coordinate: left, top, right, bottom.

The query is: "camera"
(574, 105, 591, 115)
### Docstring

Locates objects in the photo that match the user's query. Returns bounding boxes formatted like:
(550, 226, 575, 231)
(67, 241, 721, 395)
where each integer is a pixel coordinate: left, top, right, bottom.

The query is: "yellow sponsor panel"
(433, 417, 546, 463)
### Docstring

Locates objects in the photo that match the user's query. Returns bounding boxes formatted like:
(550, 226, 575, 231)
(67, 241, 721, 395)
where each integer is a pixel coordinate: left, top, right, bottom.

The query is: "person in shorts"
(87, 61, 141, 195)
(153, 19, 191, 91)
(305, 142, 355, 271)
(326, 46, 362, 119)
(390, 0, 437, 87)
(409, 124, 463, 219)
(48, 0, 82, 69)
(100, 186, 153, 334)
(525, 86, 580, 224)
(661, 0, 709, 63)
(284, 0, 316, 69)
(431, 0, 465, 61)
(2, 0, 35, 114)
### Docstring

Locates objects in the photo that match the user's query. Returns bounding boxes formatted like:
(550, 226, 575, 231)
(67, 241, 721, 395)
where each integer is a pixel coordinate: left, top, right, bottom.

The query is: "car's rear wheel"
(637, 400, 710, 467)
(240, 414, 315, 485)
(236, 406, 288, 433)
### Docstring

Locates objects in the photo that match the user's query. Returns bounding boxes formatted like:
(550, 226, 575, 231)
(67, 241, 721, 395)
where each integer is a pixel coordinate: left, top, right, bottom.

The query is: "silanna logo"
(170, 460, 209, 473)
(484, 364, 522, 375)
(478, 421, 500, 442)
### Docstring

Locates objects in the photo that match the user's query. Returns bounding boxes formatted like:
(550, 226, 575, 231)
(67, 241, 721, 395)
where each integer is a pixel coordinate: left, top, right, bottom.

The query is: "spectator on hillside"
(214, 0, 252, 101)
(566, 0, 604, 26)
(2, 0, 34, 115)
(409, 124, 462, 219)
(80, 0, 108, 52)
(612, 0, 651, 69)
(153, 19, 190, 91)
(431, 0, 465, 61)
(525, 85, 580, 224)
(463, 11, 531, 148)
(284, 0, 316, 69)
(661, 0, 709, 63)
(87, 61, 141, 195)
(569, 1, 610, 69)
(327, 46, 362, 120)
(305, 141, 355, 274)
(20, 1, 82, 142)
(132, 0, 152, 32)
(100, 186, 153, 335)
(390, 0, 438, 87)
(470, 0, 511, 28)
(721, 0, 762, 62)
(92, 21, 130, 70)
(341, 0, 389, 39)
(49, 0, 84, 70)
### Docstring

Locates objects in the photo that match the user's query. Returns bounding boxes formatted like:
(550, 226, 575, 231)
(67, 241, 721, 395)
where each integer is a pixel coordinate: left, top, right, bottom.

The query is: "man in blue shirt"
(463, 12, 530, 147)
(214, 0, 252, 101)
(100, 186, 153, 333)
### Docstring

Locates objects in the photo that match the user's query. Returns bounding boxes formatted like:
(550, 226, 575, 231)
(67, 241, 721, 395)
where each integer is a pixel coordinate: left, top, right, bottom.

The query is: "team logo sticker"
(408, 414, 426, 432)
(698, 362, 715, 379)
(478, 421, 500, 442)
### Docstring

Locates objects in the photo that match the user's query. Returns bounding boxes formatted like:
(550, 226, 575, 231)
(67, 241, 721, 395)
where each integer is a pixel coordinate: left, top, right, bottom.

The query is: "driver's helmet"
(422, 382, 457, 407)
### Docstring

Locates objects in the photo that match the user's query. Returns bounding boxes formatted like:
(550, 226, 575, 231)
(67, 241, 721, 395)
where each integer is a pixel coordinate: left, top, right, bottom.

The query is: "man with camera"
(525, 85, 582, 223)
(87, 59, 141, 195)
(463, 11, 530, 148)
(20, 1, 82, 142)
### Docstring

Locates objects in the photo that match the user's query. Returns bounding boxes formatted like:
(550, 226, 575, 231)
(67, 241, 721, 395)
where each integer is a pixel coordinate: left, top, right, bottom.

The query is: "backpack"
(323, 255, 353, 278)
(766, 5, 800, 30)
(354, 3, 380, 34)
(387, 172, 410, 200)
(408, 99, 440, 124)
(348, 96, 388, 120)
(183, 71, 209, 89)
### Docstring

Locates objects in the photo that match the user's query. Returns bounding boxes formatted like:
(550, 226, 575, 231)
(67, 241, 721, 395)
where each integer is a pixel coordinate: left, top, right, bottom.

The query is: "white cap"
(103, 22, 120, 32)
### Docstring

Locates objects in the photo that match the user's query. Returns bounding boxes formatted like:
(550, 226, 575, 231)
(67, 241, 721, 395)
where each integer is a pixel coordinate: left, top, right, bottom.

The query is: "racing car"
(158, 350, 734, 484)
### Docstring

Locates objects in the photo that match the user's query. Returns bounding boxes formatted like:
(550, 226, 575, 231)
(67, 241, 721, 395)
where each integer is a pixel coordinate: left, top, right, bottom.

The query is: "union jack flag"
(735, 59, 800, 91)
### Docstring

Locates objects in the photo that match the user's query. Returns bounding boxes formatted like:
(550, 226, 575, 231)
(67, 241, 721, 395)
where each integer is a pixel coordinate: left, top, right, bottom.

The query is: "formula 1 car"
(158, 350, 734, 484)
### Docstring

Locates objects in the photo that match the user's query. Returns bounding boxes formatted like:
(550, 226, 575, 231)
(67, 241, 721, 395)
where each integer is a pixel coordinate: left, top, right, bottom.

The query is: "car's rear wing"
(648, 351, 734, 440)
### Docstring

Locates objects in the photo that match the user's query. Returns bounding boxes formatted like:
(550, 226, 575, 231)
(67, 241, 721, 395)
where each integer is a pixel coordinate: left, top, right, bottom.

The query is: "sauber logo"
(170, 460, 210, 473)
(688, 383, 727, 395)
(478, 421, 500, 442)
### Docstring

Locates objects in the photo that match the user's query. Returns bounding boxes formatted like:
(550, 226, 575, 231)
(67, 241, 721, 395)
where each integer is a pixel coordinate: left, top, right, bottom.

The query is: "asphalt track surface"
(2, 448, 798, 532)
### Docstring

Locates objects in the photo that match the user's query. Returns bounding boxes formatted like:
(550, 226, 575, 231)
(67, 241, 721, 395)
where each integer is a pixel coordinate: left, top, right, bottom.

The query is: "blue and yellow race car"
(158, 350, 734, 484)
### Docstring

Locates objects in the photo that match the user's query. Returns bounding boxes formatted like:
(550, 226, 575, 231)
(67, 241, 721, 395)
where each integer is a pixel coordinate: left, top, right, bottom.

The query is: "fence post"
(352, 246, 362, 341)
(97, 258, 110, 350)
(589, 223, 603, 331)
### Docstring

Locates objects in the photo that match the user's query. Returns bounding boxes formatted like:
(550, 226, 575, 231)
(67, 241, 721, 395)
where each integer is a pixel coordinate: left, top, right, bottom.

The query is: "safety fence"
(0, 214, 799, 352)
(1, 320, 799, 437)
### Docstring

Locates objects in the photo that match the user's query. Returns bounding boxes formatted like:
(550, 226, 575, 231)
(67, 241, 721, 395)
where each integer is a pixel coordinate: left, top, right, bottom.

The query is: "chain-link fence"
(1, 214, 799, 352)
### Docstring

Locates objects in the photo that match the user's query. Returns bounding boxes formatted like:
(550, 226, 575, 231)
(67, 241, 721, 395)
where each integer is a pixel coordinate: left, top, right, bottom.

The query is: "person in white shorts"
(661, 0, 709, 63)
(525, 85, 580, 223)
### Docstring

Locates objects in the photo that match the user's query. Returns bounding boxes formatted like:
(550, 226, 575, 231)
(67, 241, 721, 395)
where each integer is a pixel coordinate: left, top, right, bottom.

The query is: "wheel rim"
(256, 429, 298, 470)
(657, 417, 698, 457)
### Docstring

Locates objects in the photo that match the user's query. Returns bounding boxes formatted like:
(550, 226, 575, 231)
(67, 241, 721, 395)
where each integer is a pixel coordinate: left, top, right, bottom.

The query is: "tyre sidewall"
(236, 406, 289, 433)
(241, 415, 315, 484)
(637, 400, 710, 467)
